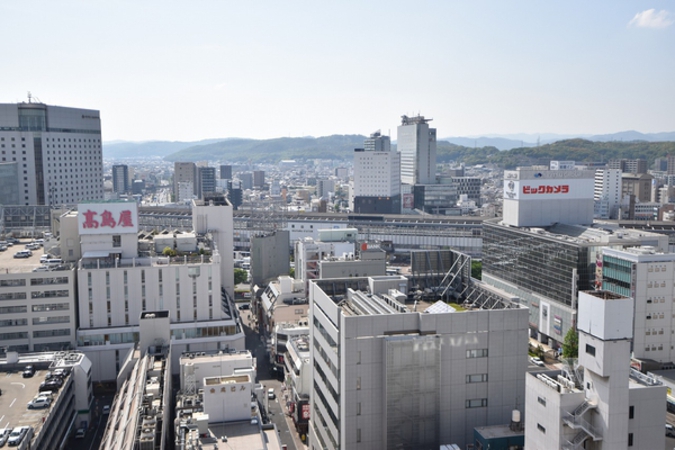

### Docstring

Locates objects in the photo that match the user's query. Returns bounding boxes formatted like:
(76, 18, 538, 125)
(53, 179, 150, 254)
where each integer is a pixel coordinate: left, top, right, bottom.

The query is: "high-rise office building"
(174, 162, 197, 199)
(608, 158, 647, 174)
(397, 115, 436, 185)
(253, 170, 265, 188)
(316, 179, 335, 199)
(594, 169, 622, 219)
(220, 164, 232, 180)
(198, 166, 216, 199)
(0, 100, 104, 206)
(112, 164, 129, 194)
(353, 131, 401, 214)
(238, 172, 253, 190)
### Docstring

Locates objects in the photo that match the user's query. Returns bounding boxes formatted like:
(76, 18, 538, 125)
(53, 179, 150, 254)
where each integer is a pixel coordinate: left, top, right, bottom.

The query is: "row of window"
(0, 328, 70, 339)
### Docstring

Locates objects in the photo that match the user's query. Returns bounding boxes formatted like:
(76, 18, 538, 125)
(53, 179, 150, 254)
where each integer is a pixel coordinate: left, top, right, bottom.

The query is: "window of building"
(112, 235, 121, 247)
(537, 423, 546, 433)
(585, 344, 596, 356)
(466, 374, 488, 383)
(465, 398, 488, 408)
(538, 396, 547, 406)
(628, 433, 633, 446)
(466, 349, 488, 358)
(629, 405, 634, 419)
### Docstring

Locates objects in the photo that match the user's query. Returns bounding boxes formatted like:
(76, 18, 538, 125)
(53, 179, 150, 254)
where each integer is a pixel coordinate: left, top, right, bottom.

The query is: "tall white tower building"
(397, 115, 436, 185)
(525, 290, 666, 450)
(353, 131, 401, 214)
(0, 99, 104, 206)
(594, 169, 622, 219)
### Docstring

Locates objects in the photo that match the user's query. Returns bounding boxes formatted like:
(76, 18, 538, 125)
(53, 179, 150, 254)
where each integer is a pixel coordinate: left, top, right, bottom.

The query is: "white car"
(0, 427, 11, 446)
(530, 356, 545, 367)
(267, 388, 276, 400)
(27, 396, 52, 409)
(7, 426, 30, 447)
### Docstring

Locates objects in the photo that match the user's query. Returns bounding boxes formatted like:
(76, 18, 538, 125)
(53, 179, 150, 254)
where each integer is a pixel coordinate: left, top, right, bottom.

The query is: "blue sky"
(1, 1, 673, 141)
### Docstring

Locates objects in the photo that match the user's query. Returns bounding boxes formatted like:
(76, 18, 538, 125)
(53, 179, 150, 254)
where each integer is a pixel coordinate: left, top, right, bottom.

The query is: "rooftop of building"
(0, 238, 70, 274)
(0, 352, 82, 445)
(488, 219, 666, 247)
(315, 274, 523, 317)
(178, 349, 253, 365)
(528, 365, 662, 395)
(474, 423, 524, 440)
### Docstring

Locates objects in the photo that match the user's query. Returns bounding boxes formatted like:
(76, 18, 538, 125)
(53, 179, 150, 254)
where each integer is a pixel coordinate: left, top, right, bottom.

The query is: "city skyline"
(1, 1, 673, 142)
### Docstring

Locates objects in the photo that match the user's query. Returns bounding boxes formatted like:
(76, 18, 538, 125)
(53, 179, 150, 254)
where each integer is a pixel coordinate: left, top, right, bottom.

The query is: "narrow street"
(242, 310, 307, 450)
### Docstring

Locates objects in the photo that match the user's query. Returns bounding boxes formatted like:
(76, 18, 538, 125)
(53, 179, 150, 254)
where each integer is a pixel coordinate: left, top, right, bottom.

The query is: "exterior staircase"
(562, 400, 602, 450)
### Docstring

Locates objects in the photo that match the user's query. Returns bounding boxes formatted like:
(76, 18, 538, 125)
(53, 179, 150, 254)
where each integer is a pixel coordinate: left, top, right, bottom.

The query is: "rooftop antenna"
(27, 91, 32, 103)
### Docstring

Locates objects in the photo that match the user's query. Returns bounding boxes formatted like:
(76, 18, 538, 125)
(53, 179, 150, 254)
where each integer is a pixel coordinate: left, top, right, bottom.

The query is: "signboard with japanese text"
(78, 202, 139, 235)
(503, 178, 594, 201)
(402, 194, 414, 209)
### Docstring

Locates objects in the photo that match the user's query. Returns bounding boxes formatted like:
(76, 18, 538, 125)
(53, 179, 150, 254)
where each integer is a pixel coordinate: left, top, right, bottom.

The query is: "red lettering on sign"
(302, 404, 310, 420)
(82, 209, 134, 230)
(118, 210, 134, 227)
(521, 185, 571, 195)
(100, 210, 117, 228)
(82, 210, 99, 229)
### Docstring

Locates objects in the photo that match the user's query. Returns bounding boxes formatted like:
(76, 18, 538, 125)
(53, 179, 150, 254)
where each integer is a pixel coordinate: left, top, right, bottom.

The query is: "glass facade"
(482, 221, 594, 306)
(602, 255, 632, 297)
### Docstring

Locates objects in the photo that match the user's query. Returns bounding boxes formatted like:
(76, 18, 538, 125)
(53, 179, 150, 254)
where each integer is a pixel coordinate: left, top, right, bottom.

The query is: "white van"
(43, 259, 63, 267)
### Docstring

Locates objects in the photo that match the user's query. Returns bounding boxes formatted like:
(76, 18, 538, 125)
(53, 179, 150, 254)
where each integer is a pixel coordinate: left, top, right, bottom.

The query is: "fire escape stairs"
(562, 400, 602, 450)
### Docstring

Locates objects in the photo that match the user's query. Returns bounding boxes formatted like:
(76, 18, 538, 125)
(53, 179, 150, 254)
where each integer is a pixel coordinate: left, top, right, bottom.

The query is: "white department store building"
(64, 200, 243, 380)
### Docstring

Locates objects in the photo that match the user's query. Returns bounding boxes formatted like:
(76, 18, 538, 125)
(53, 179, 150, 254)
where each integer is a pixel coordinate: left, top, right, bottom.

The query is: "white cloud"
(629, 9, 673, 29)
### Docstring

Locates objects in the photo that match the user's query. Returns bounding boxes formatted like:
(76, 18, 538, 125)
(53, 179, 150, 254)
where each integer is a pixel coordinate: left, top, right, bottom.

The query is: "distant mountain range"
(102, 131, 675, 163)
(440, 131, 675, 151)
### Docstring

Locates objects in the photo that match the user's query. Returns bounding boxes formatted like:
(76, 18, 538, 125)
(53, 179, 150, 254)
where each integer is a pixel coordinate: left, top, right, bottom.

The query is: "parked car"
(666, 423, 675, 437)
(0, 427, 11, 446)
(238, 303, 250, 310)
(267, 388, 276, 400)
(40, 254, 54, 263)
(7, 426, 31, 447)
(22, 366, 35, 378)
(75, 428, 86, 439)
(27, 396, 52, 409)
(13, 250, 32, 259)
(0, 245, 7, 252)
(530, 356, 545, 367)
(102, 405, 111, 415)
(39, 379, 62, 392)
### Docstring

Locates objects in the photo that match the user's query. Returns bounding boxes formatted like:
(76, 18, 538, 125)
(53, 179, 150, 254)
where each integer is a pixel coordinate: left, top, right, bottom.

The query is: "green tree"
(562, 327, 579, 358)
(289, 268, 295, 278)
(471, 261, 482, 280)
(162, 246, 176, 257)
(234, 268, 248, 285)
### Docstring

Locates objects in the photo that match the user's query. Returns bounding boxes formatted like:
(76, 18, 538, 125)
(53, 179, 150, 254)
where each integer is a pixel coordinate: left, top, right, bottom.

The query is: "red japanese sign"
(522, 185, 569, 194)
(301, 403, 310, 420)
(78, 203, 139, 235)
(82, 209, 134, 229)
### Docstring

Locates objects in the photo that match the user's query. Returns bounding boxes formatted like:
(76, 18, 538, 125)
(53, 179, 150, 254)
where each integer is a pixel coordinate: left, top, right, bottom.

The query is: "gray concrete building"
(308, 267, 529, 449)
(0, 100, 104, 206)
